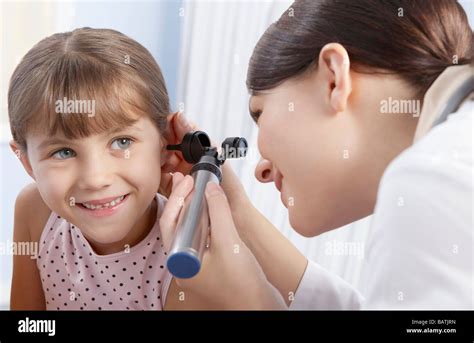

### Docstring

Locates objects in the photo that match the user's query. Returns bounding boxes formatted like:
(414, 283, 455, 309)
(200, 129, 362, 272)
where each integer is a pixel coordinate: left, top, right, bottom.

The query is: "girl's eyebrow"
(37, 138, 73, 151)
(109, 124, 143, 134)
(37, 125, 143, 151)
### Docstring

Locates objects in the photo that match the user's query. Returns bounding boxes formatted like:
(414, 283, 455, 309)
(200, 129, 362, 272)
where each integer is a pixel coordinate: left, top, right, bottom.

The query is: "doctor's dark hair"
(247, 0, 473, 98)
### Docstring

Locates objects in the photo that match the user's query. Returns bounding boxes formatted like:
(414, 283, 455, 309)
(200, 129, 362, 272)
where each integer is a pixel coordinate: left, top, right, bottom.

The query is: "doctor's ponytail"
(247, 0, 473, 98)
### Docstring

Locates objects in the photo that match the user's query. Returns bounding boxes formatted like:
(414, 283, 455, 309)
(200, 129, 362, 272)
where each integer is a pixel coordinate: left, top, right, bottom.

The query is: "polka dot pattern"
(36, 194, 172, 310)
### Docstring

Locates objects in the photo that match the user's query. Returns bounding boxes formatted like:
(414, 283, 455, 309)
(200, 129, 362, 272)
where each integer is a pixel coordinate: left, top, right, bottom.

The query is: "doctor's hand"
(159, 112, 251, 212)
(159, 112, 197, 198)
(159, 172, 286, 310)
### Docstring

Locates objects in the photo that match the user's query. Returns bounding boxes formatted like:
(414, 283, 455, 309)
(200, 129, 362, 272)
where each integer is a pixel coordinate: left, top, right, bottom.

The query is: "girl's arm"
(10, 184, 48, 310)
(221, 164, 308, 306)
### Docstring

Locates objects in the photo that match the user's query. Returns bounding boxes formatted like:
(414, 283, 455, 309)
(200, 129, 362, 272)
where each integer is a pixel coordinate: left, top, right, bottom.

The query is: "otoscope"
(165, 131, 248, 278)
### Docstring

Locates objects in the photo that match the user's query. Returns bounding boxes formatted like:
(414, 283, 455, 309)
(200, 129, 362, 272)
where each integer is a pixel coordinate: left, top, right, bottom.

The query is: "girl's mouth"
(78, 193, 130, 217)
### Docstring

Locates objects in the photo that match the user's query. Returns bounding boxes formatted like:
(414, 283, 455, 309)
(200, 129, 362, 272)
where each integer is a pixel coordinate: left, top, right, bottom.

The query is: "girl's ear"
(159, 137, 172, 167)
(163, 111, 179, 142)
(9, 140, 35, 180)
(318, 43, 352, 113)
(160, 112, 179, 167)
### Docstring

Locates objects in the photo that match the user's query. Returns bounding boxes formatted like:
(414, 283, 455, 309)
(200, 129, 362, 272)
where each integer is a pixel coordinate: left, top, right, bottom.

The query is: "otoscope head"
(166, 131, 211, 164)
(167, 131, 248, 165)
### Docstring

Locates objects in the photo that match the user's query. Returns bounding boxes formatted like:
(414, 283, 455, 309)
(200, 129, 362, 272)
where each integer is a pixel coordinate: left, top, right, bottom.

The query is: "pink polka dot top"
(36, 193, 172, 310)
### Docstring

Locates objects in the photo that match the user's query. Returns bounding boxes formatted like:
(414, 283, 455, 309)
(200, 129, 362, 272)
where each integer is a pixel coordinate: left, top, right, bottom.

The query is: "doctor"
(160, 0, 473, 309)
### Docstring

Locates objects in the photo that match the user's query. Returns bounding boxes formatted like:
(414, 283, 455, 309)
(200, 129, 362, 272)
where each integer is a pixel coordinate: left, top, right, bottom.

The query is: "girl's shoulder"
(15, 183, 52, 243)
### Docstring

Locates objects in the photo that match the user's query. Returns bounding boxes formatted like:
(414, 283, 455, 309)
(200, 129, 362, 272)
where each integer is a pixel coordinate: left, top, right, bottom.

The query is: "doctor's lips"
(274, 171, 283, 193)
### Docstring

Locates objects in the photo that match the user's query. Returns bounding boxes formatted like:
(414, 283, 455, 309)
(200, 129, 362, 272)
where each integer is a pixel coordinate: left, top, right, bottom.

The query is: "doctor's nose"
(255, 158, 274, 183)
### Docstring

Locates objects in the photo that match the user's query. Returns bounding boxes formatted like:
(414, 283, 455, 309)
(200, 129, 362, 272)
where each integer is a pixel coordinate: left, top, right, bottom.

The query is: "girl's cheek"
(35, 166, 73, 202)
(35, 179, 66, 213)
(119, 147, 161, 188)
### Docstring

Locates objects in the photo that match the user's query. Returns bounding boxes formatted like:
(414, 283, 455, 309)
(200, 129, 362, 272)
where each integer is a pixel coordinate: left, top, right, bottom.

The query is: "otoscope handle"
(166, 156, 221, 278)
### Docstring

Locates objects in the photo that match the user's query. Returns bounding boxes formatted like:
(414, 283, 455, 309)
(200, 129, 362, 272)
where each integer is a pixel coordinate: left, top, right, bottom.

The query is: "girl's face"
(251, 45, 418, 237)
(20, 115, 166, 248)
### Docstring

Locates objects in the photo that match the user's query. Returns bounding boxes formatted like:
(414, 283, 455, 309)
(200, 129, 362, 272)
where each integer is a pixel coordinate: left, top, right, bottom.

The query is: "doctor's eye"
(52, 148, 76, 160)
(111, 137, 133, 150)
(250, 109, 262, 124)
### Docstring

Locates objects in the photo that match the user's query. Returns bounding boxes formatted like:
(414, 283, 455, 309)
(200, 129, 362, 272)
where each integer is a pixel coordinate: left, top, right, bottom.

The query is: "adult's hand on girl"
(159, 112, 251, 213)
(159, 112, 197, 197)
(159, 172, 286, 309)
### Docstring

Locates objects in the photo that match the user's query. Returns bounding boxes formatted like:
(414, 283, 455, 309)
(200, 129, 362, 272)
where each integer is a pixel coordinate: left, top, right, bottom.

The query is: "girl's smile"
(77, 192, 130, 217)
(20, 115, 167, 251)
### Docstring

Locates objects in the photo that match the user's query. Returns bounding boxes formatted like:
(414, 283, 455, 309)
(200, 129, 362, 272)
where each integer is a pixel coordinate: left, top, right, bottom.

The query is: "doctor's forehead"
(249, 87, 280, 105)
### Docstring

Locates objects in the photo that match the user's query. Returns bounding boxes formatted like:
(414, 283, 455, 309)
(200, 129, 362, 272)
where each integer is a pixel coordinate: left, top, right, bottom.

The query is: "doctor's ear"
(318, 43, 352, 112)
(9, 140, 35, 180)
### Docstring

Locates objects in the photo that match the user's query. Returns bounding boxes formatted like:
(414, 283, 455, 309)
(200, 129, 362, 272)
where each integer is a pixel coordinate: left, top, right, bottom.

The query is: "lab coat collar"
(414, 64, 473, 143)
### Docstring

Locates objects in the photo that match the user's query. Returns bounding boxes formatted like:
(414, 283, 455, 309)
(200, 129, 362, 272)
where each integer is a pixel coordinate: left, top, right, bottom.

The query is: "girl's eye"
(111, 137, 133, 150)
(52, 148, 76, 160)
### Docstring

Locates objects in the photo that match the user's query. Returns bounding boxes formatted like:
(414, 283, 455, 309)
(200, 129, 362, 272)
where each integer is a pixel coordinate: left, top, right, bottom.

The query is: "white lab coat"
(290, 65, 473, 310)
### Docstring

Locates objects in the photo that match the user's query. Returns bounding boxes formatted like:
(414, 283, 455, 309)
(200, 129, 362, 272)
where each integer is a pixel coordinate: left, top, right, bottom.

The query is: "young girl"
(8, 27, 204, 310)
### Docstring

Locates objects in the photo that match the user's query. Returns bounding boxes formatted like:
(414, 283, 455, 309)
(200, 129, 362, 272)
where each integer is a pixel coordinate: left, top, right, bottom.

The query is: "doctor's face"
(251, 69, 380, 237)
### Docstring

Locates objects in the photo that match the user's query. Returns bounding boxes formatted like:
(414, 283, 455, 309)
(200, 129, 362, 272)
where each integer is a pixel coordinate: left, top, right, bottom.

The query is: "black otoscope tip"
(166, 131, 212, 164)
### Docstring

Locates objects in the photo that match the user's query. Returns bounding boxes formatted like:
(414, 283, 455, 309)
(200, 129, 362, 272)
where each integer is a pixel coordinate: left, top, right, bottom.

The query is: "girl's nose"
(255, 157, 274, 183)
(77, 159, 113, 191)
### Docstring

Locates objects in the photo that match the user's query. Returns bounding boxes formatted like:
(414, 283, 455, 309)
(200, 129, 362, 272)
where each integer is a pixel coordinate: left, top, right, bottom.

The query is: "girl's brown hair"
(8, 27, 170, 150)
(247, 0, 473, 98)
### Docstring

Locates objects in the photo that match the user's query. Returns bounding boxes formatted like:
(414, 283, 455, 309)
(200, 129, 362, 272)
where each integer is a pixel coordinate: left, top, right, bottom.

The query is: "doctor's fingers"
(161, 112, 198, 174)
(159, 170, 184, 198)
(205, 182, 242, 251)
(159, 174, 194, 252)
(172, 112, 198, 142)
(171, 172, 186, 191)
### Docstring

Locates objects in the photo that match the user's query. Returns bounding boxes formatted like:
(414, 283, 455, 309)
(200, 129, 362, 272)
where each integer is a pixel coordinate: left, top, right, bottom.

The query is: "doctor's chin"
(1, 0, 473, 341)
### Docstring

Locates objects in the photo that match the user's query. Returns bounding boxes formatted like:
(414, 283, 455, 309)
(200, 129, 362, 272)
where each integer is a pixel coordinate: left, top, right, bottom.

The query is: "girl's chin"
(80, 226, 131, 247)
(86, 235, 132, 255)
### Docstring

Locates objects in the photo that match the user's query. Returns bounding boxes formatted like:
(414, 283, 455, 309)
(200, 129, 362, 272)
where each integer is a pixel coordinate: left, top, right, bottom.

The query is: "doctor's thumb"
(205, 182, 241, 248)
(159, 174, 194, 252)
